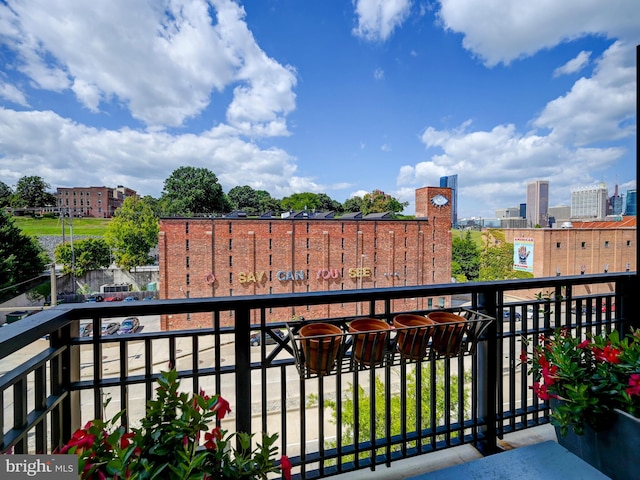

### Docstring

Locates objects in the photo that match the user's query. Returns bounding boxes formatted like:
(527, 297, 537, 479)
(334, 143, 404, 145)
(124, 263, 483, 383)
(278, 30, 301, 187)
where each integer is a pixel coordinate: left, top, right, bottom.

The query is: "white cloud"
(553, 50, 591, 77)
(0, 80, 28, 106)
(352, 0, 412, 42)
(407, 119, 625, 217)
(0, 0, 297, 133)
(373, 68, 385, 80)
(534, 42, 635, 146)
(437, 0, 640, 66)
(381, 143, 391, 151)
(0, 107, 312, 199)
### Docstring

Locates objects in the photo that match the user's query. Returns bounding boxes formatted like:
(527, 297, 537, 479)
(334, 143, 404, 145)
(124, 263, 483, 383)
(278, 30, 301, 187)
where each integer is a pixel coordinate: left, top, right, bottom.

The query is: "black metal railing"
(0, 272, 637, 478)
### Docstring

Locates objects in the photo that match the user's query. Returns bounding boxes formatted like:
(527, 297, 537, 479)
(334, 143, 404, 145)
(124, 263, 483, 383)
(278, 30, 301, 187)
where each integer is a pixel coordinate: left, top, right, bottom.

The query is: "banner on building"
(513, 237, 534, 273)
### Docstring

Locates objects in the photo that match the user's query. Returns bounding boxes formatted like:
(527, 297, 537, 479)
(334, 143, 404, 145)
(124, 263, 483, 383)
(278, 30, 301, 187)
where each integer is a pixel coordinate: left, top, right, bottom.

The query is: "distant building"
(571, 183, 608, 221)
(519, 203, 526, 219)
(548, 205, 571, 228)
(625, 189, 637, 216)
(439, 175, 458, 227)
(609, 183, 623, 215)
(495, 207, 522, 218)
(526, 180, 549, 227)
(56, 185, 137, 218)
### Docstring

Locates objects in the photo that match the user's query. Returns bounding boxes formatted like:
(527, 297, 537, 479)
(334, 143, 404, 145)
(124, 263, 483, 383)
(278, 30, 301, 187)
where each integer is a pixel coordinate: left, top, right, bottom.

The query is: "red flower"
(593, 345, 622, 364)
(204, 427, 222, 450)
(531, 381, 550, 400)
(519, 349, 528, 363)
(281, 455, 292, 480)
(60, 428, 96, 454)
(212, 396, 231, 419)
(120, 432, 135, 449)
(626, 374, 640, 396)
(578, 339, 590, 349)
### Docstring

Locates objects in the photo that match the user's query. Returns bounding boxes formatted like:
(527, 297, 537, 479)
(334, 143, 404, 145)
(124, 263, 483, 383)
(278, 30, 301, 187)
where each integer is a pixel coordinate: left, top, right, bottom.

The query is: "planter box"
(555, 408, 640, 480)
(288, 308, 494, 378)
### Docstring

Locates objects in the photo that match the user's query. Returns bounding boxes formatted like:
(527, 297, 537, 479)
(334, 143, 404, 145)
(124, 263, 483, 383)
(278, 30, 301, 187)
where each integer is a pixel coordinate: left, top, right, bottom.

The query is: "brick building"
(56, 185, 136, 218)
(503, 217, 636, 296)
(158, 186, 453, 330)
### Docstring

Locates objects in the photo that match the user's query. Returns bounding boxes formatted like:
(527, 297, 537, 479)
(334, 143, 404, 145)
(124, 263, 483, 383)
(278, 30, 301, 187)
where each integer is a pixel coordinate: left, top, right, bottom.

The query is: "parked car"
(502, 310, 521, 320)
(123, 296, 138, 302)
(79, 323, 93, 337)
(104, 296, 122, 302)
(117, 317, 140, 334)
(85, 294, 104, 303)
(250, 329, 286, 346)
(101, 322, 121, 336)
(602, 303, 616, 313)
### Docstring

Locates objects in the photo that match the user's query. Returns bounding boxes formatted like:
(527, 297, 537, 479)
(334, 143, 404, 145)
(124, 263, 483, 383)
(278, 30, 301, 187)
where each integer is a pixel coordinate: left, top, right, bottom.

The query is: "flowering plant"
(58, 369, 292, 480)
(523, 328, 640, 437)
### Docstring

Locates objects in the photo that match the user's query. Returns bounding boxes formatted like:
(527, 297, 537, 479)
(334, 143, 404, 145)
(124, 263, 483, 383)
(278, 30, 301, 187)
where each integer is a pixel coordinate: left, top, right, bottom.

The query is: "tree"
(228, 185, 260, 215)
(280, 192, 322, 212)
(0, 181, 12, 208)
(54, 238, 112, 277)
(314, 363, 468, 459)
(0, 211, 48, 296)
(104, 197, 159, 270)
(13, 176, 56, 208)
(361, 190, 408, 217)
(316, 193, 343, 213)
(255, 190, 282, 215)
(452, 231, 480, 281)
(343, 196, 364, 213)
(161, 167, 230, 216)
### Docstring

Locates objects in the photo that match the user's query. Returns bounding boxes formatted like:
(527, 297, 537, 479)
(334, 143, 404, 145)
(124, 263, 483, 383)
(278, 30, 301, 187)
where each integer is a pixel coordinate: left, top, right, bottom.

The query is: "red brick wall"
(160, 188, 453, 330)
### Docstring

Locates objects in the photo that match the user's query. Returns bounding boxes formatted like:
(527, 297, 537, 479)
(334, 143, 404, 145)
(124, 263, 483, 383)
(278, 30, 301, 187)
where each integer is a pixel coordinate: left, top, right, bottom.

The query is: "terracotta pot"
(393, 314, 436, 360)
(349, 318, 390, 366)
(426, 311, 467, 356)
(298, 323, 343, 375)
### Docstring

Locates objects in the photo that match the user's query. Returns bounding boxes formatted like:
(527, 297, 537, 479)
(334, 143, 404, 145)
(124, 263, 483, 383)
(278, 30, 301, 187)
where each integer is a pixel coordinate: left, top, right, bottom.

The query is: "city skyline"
(0, 1, 637, 219)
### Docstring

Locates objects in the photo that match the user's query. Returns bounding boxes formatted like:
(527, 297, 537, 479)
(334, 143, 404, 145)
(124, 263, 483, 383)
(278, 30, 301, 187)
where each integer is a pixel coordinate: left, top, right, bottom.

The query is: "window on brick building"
(185, 222, 189, 234)
(341, 223, 344, 233)
(229, 222, 232, 234)
(186, 257, 190, 268)
(229, 239, 232, 250)
(628, 240, 631, 246)
(229, 289, 233, 296)
(186, 313, 191, 321)
(374, 252, 377, 262)
(269, 222, 272, 233)
(306, 238, 309, 248)
(229, 256, 233, 266)
(186, 239, 189, 251)
(428, 298, 433, 308)
(581, 242, 586, 248)
(306, 223, 310, 233)
(306, 253, 310, 264)
(269, 239, 272, 250)
(404, 252, 407, 261)
(341, 238, 344, 249)
(269, 271, 272, 281)
(405, 237, 407, 247)
(186, 274, 190, 285)
(229, 272, 233, 283)
(186, 291, 190, 298)
(605, 241, 610, 248)
(341, 252, 344, 263)
(556, 242, 561, 248)
(269, 254, 272, 265)
(405, 224, 408, 233)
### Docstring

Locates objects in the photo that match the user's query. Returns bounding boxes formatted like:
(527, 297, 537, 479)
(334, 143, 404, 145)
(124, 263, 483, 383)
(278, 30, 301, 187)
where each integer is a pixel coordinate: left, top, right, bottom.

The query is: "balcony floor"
(332, 424, 557, 480)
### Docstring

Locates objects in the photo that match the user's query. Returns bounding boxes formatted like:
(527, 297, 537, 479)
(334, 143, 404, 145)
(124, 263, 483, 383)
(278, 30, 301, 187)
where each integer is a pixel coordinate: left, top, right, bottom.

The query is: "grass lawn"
(12, 216, 110, 236)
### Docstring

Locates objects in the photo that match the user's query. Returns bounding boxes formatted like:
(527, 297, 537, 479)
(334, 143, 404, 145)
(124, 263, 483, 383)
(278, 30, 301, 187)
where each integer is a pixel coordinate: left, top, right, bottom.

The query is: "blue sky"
(0, 0, 637, 218)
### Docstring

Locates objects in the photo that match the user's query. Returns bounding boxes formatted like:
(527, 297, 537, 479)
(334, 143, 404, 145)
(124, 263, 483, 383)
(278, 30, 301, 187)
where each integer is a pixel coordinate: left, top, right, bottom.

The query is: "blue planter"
(554, 407, 640, 480)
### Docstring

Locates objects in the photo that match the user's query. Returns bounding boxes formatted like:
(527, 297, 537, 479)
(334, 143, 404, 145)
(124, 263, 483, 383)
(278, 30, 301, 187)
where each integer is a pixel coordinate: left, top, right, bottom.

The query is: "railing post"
(476, 287, 499, 455)
(52, 322, 81, 450)
(235, 306, 252, 435)
(619, 276, 640, 333)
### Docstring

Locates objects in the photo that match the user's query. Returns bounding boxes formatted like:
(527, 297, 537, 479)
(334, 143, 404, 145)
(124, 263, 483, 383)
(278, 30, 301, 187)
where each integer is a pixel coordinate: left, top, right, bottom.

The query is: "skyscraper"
(526, 180, 549, 227)
(571, 183, 608, 220)
(626, 189, 636, 216)
(439, 174, 458, 227)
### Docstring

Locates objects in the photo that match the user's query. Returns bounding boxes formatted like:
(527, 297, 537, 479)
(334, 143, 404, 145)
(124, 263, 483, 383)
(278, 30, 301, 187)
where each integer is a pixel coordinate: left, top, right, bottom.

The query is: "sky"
(0, 0, 638, 219)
